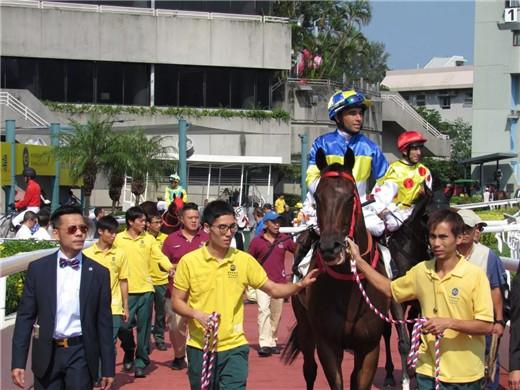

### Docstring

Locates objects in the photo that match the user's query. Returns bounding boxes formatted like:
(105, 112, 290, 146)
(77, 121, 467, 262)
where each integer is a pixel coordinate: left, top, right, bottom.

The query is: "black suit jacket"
(11, 252, 115, 380)
(510, 272, 520, 370)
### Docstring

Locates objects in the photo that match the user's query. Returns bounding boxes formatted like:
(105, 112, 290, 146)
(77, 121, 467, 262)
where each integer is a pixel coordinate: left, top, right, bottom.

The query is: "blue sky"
(362, 1, 475, 70)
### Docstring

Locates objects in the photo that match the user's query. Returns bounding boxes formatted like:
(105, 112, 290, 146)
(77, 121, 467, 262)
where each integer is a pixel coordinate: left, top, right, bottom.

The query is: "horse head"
(161, 201, 182, 234)
(314, 147, 362, 265)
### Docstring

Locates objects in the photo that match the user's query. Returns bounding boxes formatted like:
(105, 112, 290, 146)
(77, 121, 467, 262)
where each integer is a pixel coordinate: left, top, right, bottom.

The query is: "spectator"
(515, 187, 520, 199)
(33, 211, 52, 240)
(483, 186, 491, 203)
(233, 203, 249, 250)
(146, 212, 169, 351)
(14, 211, 38, 239)
(157, 196, 167, 213)
(83, 215, 129, 384)
(248, 211, 295, 357)
(93, 207, 105, 239)
(350, 208, 493, 388)
(114, 207, 173, 378)
(11, 206, 114, 390)
(274, 195, 286, 214)
(172, 200, 318, 389)
(262, 203, 273, 214)
(162, 202, 208, 370)
(279, 204, 293, 228)
(456, 209, 507, 389)
(64, 189, 81, 206)
(253, 207, 264, 236)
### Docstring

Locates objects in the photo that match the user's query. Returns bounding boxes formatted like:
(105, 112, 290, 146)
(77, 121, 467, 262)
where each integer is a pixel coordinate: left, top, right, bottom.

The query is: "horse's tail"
(281, 324, 301, 365)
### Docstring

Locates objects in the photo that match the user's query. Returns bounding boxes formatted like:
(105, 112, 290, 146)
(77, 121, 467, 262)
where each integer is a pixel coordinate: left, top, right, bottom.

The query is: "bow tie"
(59, 258, 80, 270)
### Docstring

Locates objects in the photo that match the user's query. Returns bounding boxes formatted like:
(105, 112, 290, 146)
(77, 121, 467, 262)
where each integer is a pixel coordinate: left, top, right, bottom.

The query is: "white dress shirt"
(54, 251, 83, 338)
(15, 224, 33, 239)
(33, 227, 52, 240)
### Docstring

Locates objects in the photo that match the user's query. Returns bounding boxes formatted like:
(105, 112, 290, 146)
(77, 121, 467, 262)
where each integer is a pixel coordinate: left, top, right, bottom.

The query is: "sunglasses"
(63, 225, 89, 235)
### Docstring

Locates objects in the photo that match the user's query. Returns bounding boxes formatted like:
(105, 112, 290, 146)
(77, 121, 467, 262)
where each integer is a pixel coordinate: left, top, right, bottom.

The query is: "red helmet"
(397, 131, 427, 153)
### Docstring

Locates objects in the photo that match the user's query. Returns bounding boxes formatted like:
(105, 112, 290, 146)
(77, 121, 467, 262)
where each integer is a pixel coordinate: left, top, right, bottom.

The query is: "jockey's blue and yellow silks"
(306, 130, 388, 198)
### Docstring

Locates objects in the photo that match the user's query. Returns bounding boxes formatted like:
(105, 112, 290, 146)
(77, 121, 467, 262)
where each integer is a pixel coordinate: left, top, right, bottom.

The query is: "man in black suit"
(510, 272, 520, 389)
(11, 206, 115, 390)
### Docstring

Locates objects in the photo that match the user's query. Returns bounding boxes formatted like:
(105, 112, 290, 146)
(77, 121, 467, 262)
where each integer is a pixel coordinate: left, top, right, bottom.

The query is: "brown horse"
(283, 147, 389, 390)
(139, 201, 181, 235)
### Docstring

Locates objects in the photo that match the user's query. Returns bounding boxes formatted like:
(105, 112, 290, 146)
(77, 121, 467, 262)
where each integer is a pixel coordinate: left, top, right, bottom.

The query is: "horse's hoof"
(383, 377, 396, 387)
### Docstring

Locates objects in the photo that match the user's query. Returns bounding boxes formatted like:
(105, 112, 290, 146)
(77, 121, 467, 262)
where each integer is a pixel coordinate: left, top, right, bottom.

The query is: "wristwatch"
(494, 319, 506, 327)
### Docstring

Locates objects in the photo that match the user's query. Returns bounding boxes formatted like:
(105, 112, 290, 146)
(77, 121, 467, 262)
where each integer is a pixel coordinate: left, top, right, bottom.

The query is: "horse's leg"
(382, 322, 396, 387)
(316, 341, 343, 390)
(390, 301, 411, 390)
(351, 343, 380, 390)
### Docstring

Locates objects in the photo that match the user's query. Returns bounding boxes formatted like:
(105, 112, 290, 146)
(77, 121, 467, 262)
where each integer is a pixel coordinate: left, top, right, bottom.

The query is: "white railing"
(380, 93, 449, 140)
(0, 0, 289, 23)
(0, 91, 50, 128)
(454, 198, 520, 210)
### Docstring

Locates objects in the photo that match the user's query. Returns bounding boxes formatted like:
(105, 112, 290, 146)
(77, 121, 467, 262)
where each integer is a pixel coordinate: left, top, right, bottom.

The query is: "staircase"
(381, 91, 451, 158)
(0, 90, 51, 128)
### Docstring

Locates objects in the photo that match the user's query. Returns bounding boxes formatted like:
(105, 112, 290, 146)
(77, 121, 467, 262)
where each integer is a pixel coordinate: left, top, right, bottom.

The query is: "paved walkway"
(111, 302, 510, 389)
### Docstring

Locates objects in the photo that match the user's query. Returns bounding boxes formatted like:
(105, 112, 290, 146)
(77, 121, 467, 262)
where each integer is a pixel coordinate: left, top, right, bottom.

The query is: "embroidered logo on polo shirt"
(451, 288, 459, 296)
(228, 263, 238, 279)
(112, 256, 115, 262)
(278, 243, 284, 249)
(448, 287, 460, 305)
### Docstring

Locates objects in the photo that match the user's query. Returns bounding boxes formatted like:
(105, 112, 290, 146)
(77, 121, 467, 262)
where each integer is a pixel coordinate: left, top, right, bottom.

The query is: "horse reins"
(200, 312, 220, 390)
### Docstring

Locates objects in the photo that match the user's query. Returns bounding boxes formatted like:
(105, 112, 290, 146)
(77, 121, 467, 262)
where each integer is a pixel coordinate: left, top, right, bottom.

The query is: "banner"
(0, 143, 81, 186)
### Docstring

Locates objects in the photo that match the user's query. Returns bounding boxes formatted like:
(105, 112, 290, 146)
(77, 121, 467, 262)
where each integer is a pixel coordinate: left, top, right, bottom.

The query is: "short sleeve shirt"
(174, 245, 268, 352)
(248, 232, 295, 283)
(391, 257, 493, 383)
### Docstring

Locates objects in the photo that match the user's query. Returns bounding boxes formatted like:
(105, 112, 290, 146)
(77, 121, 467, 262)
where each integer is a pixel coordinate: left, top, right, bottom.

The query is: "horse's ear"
(316, 148, 327, 171)
(343, 147, 355, 172)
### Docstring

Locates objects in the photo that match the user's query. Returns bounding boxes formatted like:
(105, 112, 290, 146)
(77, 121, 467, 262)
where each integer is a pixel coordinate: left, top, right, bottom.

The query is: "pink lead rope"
(201, 312, 220, 390)
(350, 260, 443, 390)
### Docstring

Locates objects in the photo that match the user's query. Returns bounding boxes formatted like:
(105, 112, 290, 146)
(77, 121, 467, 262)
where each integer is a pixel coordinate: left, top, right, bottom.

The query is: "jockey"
(164, 173, 187, 210)
(12, 167, 42, 227)
(368, 130, 432, 233)
(293, 90, 388, 279)
(303, 89, 389, 233)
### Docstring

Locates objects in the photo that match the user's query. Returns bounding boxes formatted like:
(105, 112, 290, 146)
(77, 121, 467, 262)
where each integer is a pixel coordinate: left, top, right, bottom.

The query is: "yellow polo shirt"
(174, 245, 268, 352)
(391, 256, 493, 383)
(115, 230, 173, 294)
(147, 232, 169, 286)
(83, 243, 129, 315)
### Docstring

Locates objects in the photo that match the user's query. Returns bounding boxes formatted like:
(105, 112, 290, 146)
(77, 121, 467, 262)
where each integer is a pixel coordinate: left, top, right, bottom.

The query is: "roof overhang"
(460, 152, 517, 165)
(161, 153, 283, 167)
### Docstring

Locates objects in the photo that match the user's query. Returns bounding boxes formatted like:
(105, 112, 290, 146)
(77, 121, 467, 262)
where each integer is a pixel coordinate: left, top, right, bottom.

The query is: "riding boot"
(292, 228, 319, 279)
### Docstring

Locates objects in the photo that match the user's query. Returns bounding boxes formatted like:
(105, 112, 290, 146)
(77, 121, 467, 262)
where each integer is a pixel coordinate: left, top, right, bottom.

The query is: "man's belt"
(54, 335, 83, 348)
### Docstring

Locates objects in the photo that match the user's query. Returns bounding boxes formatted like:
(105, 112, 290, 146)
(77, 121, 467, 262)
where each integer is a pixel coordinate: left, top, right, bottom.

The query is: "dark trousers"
(152, 284, 167, 344)
(187, 345, 249, 390)
(119, 292, 153, 369)
(34, 344, 92, 390)
(416, 374, 483, 390)
(98, 315, 123, 379)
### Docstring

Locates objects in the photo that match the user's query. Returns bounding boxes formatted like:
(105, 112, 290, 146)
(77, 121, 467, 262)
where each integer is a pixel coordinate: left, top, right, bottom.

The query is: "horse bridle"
(315, 170, 379, 281)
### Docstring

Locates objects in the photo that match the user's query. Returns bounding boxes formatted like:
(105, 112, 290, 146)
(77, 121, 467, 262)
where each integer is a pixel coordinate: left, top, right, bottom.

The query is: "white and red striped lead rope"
(349, 260, 443, 390)
(201, 312, 220, 390)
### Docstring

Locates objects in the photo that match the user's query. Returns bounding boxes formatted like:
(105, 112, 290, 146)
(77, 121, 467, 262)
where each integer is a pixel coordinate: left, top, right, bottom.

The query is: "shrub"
(1, 240, 58, 315)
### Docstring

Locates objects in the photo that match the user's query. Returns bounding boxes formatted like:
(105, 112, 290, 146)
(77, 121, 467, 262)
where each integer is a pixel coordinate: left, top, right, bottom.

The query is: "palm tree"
(53, 113, 114, 215)
(122, 129, 172, 205)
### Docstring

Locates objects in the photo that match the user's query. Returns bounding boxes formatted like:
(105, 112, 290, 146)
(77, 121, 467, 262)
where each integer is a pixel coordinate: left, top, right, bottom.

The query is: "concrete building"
(381, 56, 474, 124)
(472, 0, 520, 191)
(0, 0, 291, 207)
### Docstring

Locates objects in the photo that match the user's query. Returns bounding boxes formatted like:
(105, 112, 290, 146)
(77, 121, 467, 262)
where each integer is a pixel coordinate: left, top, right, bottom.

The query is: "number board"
(505, 8, 519, 22)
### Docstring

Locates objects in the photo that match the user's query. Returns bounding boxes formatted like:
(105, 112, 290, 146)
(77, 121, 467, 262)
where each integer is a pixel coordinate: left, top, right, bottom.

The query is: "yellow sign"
(0, 143, 81, 186)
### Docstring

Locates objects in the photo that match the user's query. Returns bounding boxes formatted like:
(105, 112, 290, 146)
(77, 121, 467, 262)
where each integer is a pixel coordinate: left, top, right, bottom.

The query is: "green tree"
(53, 114, 114, 214)
(415, 107, 472, 184)
(122, 129, 173, 206)
(272, 0, 388, 83)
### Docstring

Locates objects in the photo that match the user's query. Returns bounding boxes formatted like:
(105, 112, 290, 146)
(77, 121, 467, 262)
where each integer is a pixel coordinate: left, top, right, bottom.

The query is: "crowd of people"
(7, 87, 520, 390)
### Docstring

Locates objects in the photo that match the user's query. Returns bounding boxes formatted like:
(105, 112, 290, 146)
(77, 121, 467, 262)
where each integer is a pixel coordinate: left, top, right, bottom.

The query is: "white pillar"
(239, 164, 244, 206)
(206, 164, 212, 201)
(144, 172, 149, 201)
(150, 64, 155, 107)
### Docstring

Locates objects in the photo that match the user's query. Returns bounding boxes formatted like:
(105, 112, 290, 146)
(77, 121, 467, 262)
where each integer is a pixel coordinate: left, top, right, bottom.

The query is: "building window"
(206, 67, 230, 108)
(507, 1, 520, 8)
(1, 57, 38, 95)
(155, 64, 179, 106)
(40, 59, 65, 102)
(231, 69, 256, 109)
(439, 95, 451, 109)
(513, 74, 520, 107)
(464, 91, 473, 107)
(514, 31, 520, 47)
(97, 62, 123, 104)
(179, 67, 204, 107)
(67, 60, 94, 103)
(123, 63, 149, 106)
(416, 94, 426, 106)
